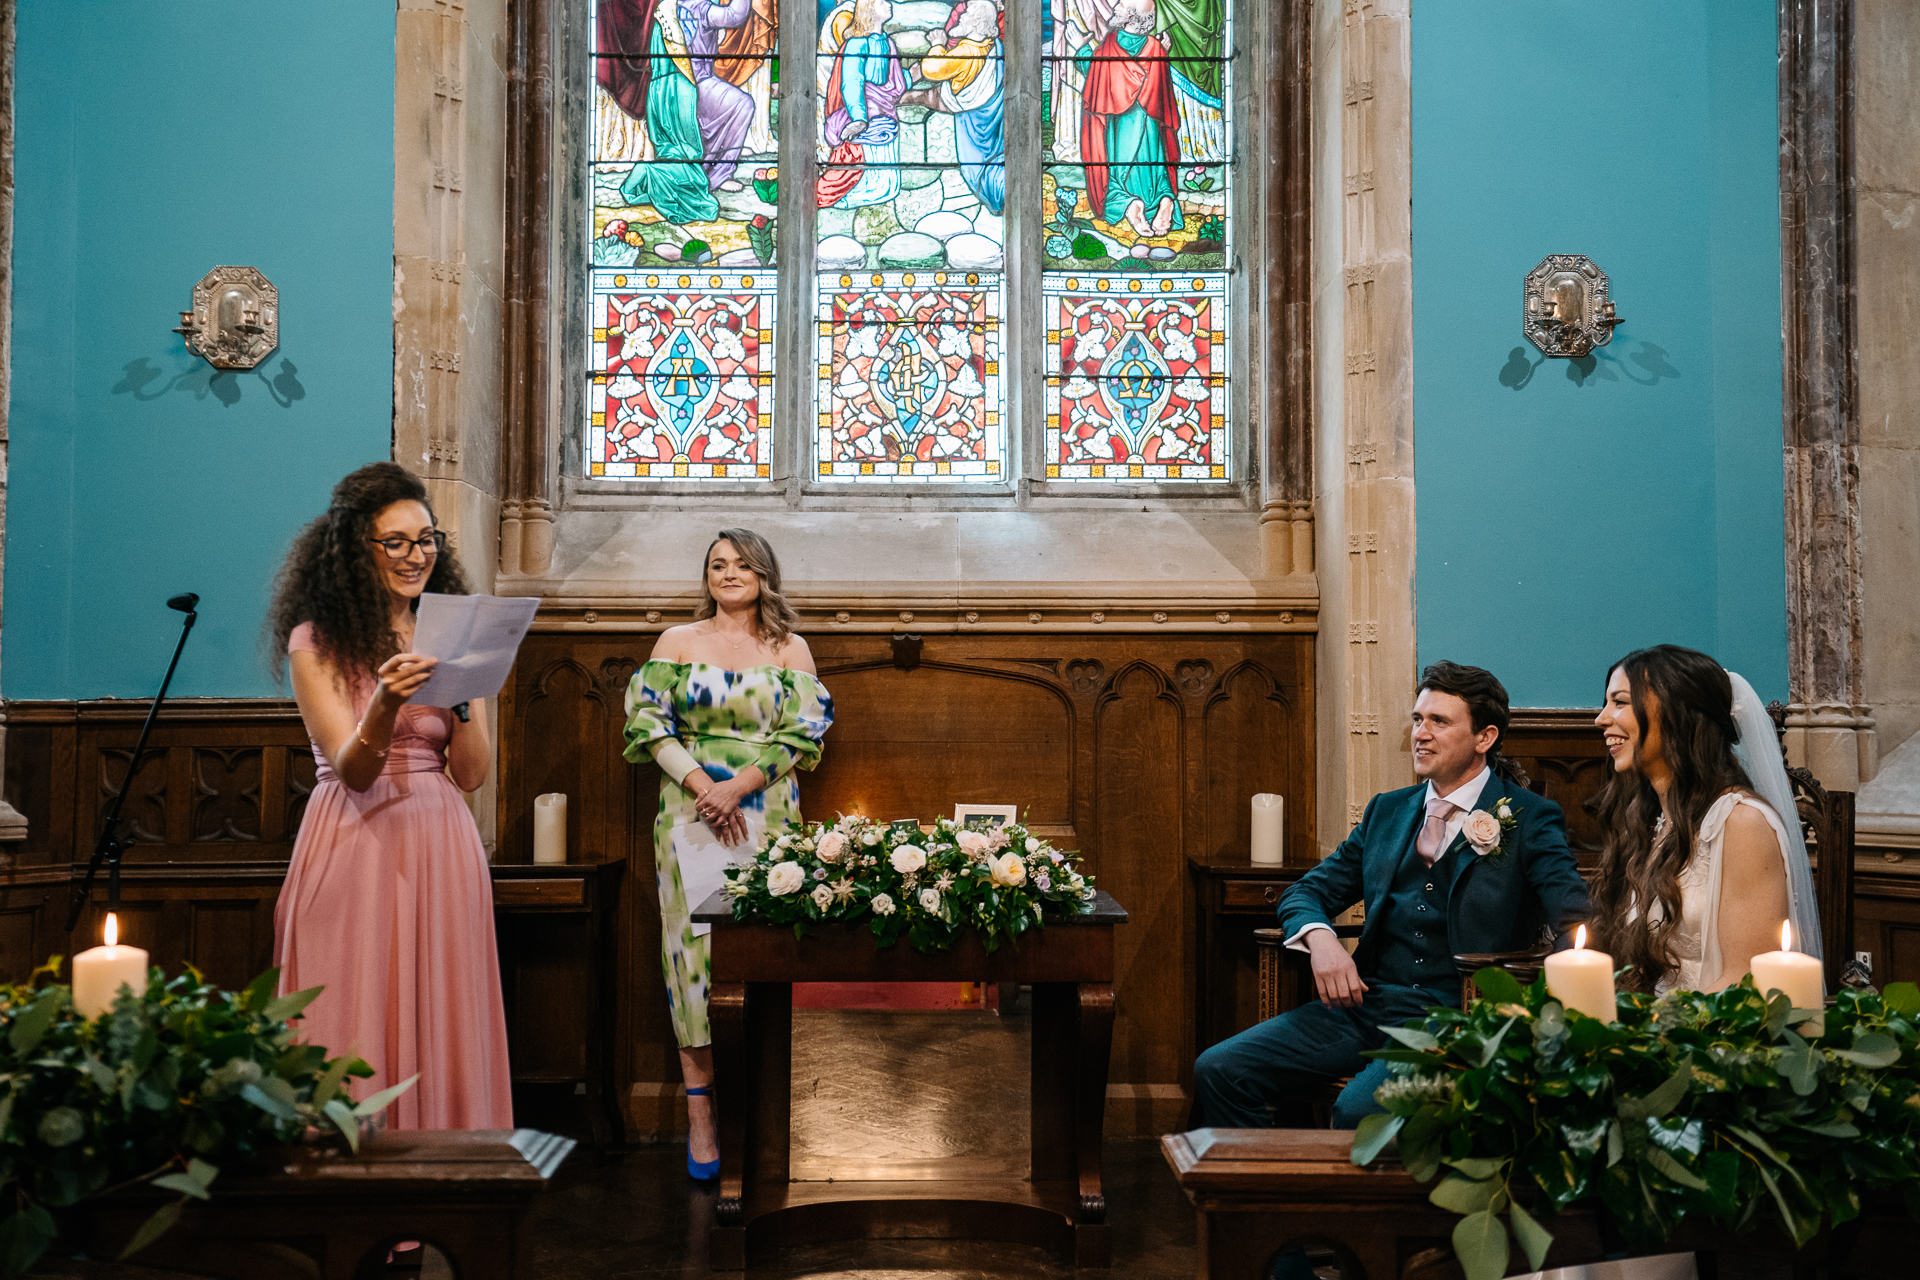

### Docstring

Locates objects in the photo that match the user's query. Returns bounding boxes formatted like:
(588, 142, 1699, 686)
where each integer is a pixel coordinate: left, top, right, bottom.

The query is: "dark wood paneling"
(497, 630, 1317, 1097)
(1504, 710, 1610, 864)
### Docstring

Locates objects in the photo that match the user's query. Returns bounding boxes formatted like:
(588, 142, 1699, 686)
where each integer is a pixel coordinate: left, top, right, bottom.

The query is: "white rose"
(918, 888, 942, 912)
(990, 852, 1027, 887)
(776, 835, 792, 849)
(810, 884, 834, 910)
(1462, 809, 1504, 852)
(890, 845, 928, 875)
(955, 830, 992, 857)
(766, 861, 805, 896)
(1496, 800, 1513, 820)
(872, 893, 896, 916)
(862, 829, 883, 846)
(817, 831, 848, 863)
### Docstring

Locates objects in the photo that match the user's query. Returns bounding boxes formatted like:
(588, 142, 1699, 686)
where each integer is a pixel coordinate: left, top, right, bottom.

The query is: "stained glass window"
(589, 0, 781, 480)
(1041, 0, 1232, 480)
(814, 0, 1007, 481)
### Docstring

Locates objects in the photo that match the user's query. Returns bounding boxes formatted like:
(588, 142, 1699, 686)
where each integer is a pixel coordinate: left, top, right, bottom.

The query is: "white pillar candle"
(533, 793, 568, 865)
(1250, 794, 1285, 865)
(72, 913, 149, 1019)
(1544, 925, 1616, 1023)
(1751, 921, 1824, 1011)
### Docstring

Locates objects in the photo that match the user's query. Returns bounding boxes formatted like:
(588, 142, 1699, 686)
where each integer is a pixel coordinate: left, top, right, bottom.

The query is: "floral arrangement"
(1351, 968, 1920, 1280)
(723, 815, 1097, 953)
(0, 960, 414, 1276)
(1461, 796, 1519, 859)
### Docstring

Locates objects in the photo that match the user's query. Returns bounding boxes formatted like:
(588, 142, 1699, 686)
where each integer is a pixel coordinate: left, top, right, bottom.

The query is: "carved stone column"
(1779, 0, 1874, 789)
(1313, 0, 1415, 849)
(0, 0, 28, 844)
(1261, 1, 1315, 583)
(500, 0, 555, 579)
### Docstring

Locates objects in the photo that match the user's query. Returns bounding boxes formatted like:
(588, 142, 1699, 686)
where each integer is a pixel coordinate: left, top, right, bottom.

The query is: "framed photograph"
(953, 804, 1019, 830)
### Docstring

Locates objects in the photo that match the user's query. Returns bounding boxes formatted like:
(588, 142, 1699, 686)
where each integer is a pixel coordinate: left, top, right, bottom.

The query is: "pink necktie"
(1416, 796, 1459, 865)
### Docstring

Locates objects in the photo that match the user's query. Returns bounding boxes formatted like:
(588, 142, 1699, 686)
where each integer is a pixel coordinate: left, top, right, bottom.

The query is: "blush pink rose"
(817, 831, 848, 863)
(1462, 810, 1503, 852)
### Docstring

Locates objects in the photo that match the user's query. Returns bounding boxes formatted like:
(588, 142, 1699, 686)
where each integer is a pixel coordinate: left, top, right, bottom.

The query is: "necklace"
(713, 622, 754, 652)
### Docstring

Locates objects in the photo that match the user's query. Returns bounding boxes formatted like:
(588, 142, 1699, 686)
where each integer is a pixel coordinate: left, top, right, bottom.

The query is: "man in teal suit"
(1191, 661, 1591, 1131)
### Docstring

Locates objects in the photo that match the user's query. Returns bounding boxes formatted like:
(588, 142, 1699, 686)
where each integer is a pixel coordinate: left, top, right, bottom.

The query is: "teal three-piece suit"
(1191, 768, 1591, 1129)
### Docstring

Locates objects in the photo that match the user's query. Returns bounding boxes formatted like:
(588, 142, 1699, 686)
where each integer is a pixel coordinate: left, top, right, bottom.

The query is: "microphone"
(167, 593, 200, 613)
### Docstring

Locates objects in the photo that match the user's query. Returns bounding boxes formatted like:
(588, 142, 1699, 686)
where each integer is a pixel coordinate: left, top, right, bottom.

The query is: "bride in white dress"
(1588, 645, 1823, 997)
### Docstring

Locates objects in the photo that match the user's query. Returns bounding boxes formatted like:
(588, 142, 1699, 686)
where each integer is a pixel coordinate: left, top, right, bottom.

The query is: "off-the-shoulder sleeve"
(751, 670, 834, 783)
(622, 660, 686, 765)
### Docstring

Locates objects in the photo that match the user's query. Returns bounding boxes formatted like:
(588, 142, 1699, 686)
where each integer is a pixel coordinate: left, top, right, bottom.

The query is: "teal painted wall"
(4, 1, 394, 699)
(1412, 0, 1787, 708)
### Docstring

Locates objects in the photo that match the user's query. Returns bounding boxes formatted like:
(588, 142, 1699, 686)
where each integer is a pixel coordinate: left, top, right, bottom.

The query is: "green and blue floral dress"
(622, 660, 834, 1047)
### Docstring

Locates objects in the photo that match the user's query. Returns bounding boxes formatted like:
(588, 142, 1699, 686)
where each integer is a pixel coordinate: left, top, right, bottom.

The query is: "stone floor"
(34, 1008, 1202, 1279)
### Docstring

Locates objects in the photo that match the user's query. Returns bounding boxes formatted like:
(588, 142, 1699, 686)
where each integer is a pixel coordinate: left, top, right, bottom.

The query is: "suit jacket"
(1278, 775, 1591, 977)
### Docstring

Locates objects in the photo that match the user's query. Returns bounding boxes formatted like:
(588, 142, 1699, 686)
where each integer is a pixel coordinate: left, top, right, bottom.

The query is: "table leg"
(748, 981, 793, 1186)
(710, 981, 750, 1270)
(1030, 981, 1114, 1268)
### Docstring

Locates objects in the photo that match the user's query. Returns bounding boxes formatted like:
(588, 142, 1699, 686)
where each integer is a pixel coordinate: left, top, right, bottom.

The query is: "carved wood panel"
(1503, 711, 1611, 865)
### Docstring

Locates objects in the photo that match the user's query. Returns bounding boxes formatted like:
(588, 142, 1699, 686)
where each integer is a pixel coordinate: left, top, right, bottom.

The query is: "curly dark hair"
(267, 462, 470, 682)
(1587, 644, 1753, 993)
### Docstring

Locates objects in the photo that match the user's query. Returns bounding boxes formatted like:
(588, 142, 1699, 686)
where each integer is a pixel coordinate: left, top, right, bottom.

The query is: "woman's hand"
(370, 652, 438, 712)
(691, 768, 766, 848)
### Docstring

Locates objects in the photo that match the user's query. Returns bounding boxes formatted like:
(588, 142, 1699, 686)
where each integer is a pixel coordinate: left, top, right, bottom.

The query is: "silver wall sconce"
(1522, 255, 1623, 358)
(172, 266, 279, 369)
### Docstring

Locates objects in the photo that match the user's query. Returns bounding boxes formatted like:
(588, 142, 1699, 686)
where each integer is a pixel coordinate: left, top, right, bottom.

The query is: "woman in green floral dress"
(622, 528, 833, 1179)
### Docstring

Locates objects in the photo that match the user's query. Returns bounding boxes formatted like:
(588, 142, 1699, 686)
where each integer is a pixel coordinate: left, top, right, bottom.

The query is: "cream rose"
(955, 830, 992, 857)
(890, 845, 928, 875)
(918, 888, 942, 912)
(766, 861, 805, 896)
(872, 893, 896, 916)
(817, 831, 848, 863)
(1463, 809, 1503, 852)
(990, 852, 1027, 887)
(810, 884, 834, 910)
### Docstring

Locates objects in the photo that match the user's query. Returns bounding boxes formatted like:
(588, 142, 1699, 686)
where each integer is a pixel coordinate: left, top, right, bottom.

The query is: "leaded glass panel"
(590, 0, 780, 482)
(813, 0, 1007, 482)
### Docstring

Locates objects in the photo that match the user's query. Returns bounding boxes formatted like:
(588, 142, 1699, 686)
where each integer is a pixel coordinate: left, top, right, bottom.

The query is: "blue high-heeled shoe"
(686, 1085, 720, 1181)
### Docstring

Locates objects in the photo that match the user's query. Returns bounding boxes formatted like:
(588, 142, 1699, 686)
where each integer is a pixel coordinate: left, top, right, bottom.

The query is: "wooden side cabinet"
(1187, 854, 1310, 1060)
(491, 863, 624, 1147)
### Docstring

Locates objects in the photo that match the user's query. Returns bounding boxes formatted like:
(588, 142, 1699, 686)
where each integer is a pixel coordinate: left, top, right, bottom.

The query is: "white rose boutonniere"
(810, 884, 834, 911)
(1464, 799, 1521, 859)
(990, 852, 1027, 887)
(890, 845, 928, 875)
(766, 861, 805, 896)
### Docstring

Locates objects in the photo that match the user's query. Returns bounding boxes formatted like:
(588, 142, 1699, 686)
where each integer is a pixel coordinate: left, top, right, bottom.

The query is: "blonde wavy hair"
(695, 528, 801, 649)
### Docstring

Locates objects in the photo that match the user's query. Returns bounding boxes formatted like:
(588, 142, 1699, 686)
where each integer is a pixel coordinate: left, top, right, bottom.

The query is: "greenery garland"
(723, 815, 1097, 952)
(0, 960, 415, 1276)
(1349, 969, 1920, 1280)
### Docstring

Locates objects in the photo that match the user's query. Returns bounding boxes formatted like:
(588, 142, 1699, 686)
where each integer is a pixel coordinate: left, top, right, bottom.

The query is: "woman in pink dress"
(267, 462, 512, 1130)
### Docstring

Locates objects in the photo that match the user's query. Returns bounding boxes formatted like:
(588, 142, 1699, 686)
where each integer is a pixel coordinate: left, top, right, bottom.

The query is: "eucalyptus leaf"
(1777, 1031, 1819, 1096)
(1618, 1058, 1692, 1119)
(116, 1198, 183, 1261)
(1451, 1208, 1510, 1280)
(1349, 1112, 1402, 1166)
(261, 985, 324, 1023)
(352, 1071, 423, 1119)
(1882, 982, 1920, 1018)
(239, 1080, 299, 1122)
(1380, 1025, 1439, 1052)
(1507, 1198, 1554, 1270)
(1430, 1173, 1499, 1215)
(239, 967, 280, 1013)
(1606, 1119, 1624, 1167)
(324, 1099, 361, 1153)
(1562, 1119, 1608, 1157)
(0, 1203, 56, 1277)
(1646, 1146, 1710, 1191)
(1472, 966, 1524, 1005)
(1446, 1157, 1505, 1180)
(312, 1052, 356, 1109)
(8, 994, 60, 1053)
(1832, 1031, 1901, 1069)
(1478, 1016, 1519, 1068)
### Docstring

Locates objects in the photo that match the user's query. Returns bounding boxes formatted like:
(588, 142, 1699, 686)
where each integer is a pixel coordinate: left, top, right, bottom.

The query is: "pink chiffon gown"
(273, 622, 513, 1130)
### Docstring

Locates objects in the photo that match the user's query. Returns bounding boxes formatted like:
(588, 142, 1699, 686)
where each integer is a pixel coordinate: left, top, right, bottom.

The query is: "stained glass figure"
(814, 0, 1007, 482)
(817, 271, 1001, 480)
(589, 273, 775, 479)
(1044, 274, 1226, 480)
(591, 1, 780, 482)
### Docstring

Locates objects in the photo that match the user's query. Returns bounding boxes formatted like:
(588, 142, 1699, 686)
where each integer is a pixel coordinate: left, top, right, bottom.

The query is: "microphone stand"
(67, 594, 199, 932)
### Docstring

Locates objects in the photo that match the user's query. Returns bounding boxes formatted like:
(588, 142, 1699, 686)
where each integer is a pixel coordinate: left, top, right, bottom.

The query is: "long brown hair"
(267, 463, 471, 680)
(1588, 645, 1753, 992)
(694, 528, 800, 648)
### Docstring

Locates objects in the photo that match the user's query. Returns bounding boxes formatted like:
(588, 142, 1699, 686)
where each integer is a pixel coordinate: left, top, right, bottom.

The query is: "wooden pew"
(69, 1129, 574, 1280)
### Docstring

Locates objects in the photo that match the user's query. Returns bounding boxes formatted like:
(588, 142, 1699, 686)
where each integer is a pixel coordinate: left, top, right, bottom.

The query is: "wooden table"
(74, 1129, 575, 1280)
(692, 889, 1128, 1270)
(491, 862, 624, 1146)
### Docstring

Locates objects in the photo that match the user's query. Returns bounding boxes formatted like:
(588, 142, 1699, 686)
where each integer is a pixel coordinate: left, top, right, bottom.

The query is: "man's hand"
(1305, 929, 1368, 1008)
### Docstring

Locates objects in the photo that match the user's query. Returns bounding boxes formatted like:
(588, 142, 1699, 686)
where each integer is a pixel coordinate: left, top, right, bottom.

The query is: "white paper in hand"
(410, 593, 541, 708)
(673, 813, 764, 937)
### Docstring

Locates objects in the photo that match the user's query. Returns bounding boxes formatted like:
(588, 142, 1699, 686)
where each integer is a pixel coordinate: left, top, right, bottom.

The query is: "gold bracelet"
(356, 722, 390, 759)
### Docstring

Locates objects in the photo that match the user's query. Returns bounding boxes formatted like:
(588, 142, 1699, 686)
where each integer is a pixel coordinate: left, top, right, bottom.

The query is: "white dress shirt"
(1285, 765, 1495, 952)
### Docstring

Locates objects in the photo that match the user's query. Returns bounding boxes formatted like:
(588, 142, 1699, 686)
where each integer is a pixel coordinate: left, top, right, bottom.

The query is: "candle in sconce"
(533, 793, 568, 865)
(72, 913, 149, 1020)
(1543, 924, 1616, 1023)
(1751, 921, 1824, 1026)
(1250, 794, 1284, 865)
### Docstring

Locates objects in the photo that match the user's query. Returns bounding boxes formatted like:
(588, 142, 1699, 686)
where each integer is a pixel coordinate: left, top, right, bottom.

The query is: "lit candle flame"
(1574, 923, 1588, 951)
(1781, 920, 1793, 953)
(104, 912, 119, 948)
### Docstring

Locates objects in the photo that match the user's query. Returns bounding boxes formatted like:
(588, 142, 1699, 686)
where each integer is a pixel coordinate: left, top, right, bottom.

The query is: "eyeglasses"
(369, 531, 447, 560)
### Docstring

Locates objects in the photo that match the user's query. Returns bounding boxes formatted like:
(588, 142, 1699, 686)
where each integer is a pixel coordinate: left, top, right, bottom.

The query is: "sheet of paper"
(409, 592, 541, 708)
(673, 814, 763, 937)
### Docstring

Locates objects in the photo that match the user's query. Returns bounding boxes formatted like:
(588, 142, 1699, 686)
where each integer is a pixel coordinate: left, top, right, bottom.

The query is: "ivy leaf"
(116, 1198, 183, 1261)
(1562, 1119, 1609, 1157)
(1472, 966, 1524, 1005)
(1618, 1058, 1692, 1119)
(1646, 1146, 1710, 1191)
(1507, 1198, 1554, 1270)
(1380, 1025, 1438, 1052)
(1451, 1208, 1511, 1280)
(1349, 1112, 1403, 1166)
(261, 985, 324, 1023)
(1881, 982, 1920, 1018)
(1430, 1172, 1499, 1215)
(1832, 1031, 1900, 1069)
